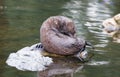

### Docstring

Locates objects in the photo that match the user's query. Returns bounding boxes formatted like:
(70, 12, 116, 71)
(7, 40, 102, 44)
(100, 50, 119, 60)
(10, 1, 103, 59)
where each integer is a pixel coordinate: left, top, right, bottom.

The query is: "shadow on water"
(0, 0, 120, 77)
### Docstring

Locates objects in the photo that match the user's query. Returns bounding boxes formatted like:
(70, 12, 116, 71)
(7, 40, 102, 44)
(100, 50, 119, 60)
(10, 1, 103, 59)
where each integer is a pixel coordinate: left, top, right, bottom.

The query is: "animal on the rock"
(102, 13, 120, 43)
(40, 16, 92, 61)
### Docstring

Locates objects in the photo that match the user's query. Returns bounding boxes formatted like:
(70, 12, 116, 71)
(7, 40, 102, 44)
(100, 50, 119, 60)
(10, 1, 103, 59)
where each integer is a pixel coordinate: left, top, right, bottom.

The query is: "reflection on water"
(38, 57, 84, 77)
(0, 0, 120, 77)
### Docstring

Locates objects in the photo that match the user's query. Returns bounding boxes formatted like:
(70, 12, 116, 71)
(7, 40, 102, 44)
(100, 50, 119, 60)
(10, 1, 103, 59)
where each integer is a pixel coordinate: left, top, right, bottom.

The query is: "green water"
(0, 0, 120, 77)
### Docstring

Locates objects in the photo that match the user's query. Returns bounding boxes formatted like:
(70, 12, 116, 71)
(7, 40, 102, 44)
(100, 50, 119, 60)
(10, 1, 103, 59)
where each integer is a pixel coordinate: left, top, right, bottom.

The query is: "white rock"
(6, 43, 53, 71)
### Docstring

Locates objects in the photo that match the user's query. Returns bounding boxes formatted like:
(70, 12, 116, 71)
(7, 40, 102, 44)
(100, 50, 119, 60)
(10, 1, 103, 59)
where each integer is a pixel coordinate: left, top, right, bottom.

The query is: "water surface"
(0, 0, 120, 77)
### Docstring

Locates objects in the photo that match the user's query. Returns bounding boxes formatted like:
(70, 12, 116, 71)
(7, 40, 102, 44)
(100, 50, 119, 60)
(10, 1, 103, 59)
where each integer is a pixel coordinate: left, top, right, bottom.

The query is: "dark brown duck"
(40, 16, 93, 60)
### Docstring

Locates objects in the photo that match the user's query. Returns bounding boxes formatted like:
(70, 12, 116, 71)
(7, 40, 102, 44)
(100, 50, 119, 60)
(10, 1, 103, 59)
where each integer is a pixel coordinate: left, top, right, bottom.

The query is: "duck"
(102, 13, 120, 43)
(40, 16, 93, 61)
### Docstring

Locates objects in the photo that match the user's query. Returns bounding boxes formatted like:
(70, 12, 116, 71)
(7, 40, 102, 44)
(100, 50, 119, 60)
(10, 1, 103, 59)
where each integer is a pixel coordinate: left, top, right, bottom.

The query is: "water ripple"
(87, 61, 110, 66)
